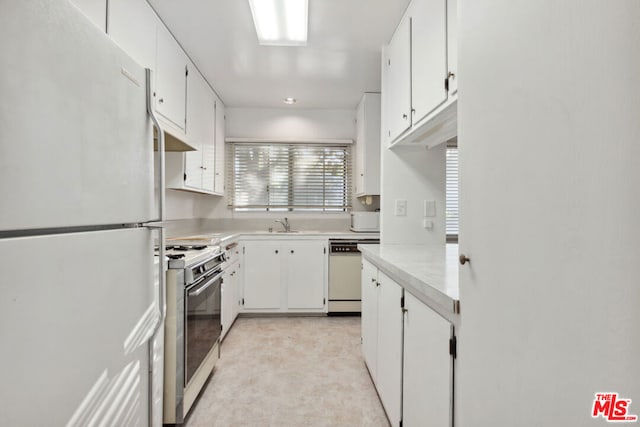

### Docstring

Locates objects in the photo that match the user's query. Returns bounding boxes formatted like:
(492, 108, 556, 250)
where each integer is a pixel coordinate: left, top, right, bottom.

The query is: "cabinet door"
(108, 0, 157, 71)
(242, 241, 281, 309)
(156, 24, 187, 130)
(183, 67, 202, 189)
(355, 97, 366, 196)
(446, 0, 458, 96)
(361, 259, 379, 380)
(185, 66, 216, 191)
(362, 93, 381, 196)
(286, 241, 325, 310)
(384, 16, 411, 143)
(221, 269, 234, 340)
(213, 95, 225, 194)
(403, 291, 453, 427)
(69, 0, 106, 32)
(376, 271, 403, 427)
(183, 151, 203, 189)
(411, 0, 448, 122)
(232, 257, 242, 321)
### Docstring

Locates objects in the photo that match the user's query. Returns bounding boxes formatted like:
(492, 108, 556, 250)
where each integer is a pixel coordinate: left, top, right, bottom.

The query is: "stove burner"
(167, 254, 185, 260)
(164, 244, 209, 251)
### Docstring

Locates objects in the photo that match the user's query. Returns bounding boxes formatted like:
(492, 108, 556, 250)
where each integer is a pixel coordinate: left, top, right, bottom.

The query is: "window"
(227, 142, 352, 212)
(446, 140, 459, 242)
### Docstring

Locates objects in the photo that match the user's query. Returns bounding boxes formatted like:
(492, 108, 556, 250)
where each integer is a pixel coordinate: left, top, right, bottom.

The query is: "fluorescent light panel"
(248, 0, 308, 46)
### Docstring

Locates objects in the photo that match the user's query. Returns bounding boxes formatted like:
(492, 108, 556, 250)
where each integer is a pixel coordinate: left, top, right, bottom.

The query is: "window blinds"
(227, 142, 352, 211)
(446, 145, 459, 239)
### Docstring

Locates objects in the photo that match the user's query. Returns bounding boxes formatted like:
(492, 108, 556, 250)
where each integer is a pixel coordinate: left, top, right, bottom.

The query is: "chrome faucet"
(275, 217, 290, 232)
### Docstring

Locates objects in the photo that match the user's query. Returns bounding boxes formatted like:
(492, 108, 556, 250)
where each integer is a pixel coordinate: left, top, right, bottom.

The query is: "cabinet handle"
(158, 98, 164, 104)
(371, 278, 376, 283)
(275, 250, 279, 254)
(448, 71, 456, 80)
(459, 254, 471, 265)
(376, 282, 380, 287)
(290, 250, 294, 254)
(402, 113, 407, 119)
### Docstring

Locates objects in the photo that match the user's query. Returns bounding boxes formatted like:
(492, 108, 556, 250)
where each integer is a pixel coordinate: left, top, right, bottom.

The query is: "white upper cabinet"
(165, 64, 217, 193)
(410, 0, 448, 123)
(108, 0, 195, 152)
(213, 94, 226, 195)
(383, 0, 457, 148)
(188, 64, 216, 193)
(384, 17, 412, 144)
(155, 24, 188, 132)
(68, 0, 106, 32)
(355, 93, 381, 197)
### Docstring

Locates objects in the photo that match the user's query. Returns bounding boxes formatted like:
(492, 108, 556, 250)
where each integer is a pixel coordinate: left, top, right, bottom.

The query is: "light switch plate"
(395, 199, 407, 216)
(424, 200, 436, 217)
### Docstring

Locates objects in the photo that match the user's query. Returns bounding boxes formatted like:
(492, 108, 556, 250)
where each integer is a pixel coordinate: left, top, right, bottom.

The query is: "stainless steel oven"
(185, 266, 222, 385)
(163, 246, 224, 425)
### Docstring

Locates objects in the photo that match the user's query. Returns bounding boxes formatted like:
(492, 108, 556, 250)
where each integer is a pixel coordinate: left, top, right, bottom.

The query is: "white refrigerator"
(0, 1, 166, 425)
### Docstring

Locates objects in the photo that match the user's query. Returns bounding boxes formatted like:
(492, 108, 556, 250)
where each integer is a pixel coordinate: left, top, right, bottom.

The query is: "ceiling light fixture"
(283, 97, 297, 104)
(248, 0, 308, 46)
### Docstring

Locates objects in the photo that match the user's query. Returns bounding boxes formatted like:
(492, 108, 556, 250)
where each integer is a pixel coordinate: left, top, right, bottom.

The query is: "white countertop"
(359, 244, 460, 323)
(213, 230, 380, 244)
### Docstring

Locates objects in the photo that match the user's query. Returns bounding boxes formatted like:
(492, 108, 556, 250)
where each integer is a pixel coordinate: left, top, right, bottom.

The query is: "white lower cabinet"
(376, 271, 404, 427)
(241, 239, 327, 312)
(242, 241, 281, 310)
(361, 258, 455, 427)
(221, 242, 243, 341)
(221, 263, 239, 341)
(403, 291, 453, 426)
(286, 241, 326, 309)
(361, 259, 379, 380)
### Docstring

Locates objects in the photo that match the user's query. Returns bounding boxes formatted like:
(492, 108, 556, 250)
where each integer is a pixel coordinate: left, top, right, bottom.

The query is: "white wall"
(165, 189, 206, 220)
(224, 107, 356, 140)
(380, 144, 445, 245)
(457, 1, 640, 425)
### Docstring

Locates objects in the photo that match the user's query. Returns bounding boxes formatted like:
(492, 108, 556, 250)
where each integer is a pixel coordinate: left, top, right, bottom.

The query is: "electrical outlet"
(424, 200, 436, 217)
(395, 199, 407, 216)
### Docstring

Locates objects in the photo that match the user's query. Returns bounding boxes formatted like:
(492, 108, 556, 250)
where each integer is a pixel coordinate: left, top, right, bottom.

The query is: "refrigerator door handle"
(149, 226, 166, 333)
(146, 68, 165, 222)
(146, 225, 165, 427)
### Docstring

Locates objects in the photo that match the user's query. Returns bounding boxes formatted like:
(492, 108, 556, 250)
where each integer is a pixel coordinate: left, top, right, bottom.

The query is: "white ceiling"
(147, 0, 410, 109)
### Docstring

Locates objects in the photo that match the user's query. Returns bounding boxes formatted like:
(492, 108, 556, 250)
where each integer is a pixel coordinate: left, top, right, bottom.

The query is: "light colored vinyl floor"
(184, 316, 390, 427)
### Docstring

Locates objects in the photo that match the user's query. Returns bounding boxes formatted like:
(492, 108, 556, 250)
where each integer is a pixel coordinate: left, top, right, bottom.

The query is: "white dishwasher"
(328, 239, 379, 314)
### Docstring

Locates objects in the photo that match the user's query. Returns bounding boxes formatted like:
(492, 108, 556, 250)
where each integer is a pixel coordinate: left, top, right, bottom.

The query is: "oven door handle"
(187, 271, 224, 297)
